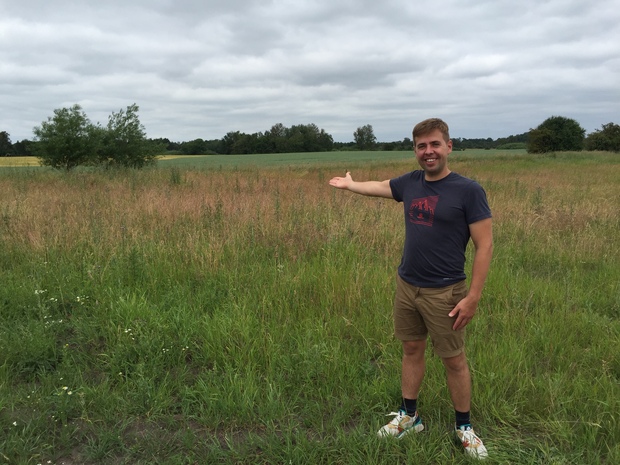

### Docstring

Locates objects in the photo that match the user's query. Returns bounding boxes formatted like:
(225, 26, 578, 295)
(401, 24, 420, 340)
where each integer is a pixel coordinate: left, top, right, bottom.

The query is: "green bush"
(585, 122, 620, 152)
(528, 116, 585, 153)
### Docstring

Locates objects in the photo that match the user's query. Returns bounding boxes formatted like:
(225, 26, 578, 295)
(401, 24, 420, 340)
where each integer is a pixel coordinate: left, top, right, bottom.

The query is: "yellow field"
(0, 156, 41, 166)
(0, 155, 197, 167)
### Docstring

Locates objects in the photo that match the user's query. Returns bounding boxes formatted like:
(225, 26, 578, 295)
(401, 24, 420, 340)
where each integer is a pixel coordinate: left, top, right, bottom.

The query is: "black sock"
(455, 410, 471, 428)
(400, 398, 417, 416)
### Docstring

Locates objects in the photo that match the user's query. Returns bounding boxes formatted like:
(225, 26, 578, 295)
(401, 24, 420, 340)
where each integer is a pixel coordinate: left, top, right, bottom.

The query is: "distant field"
(156, 149, 529, 168)
(0, 149, 529, 170)
(0, 156, 41, 167)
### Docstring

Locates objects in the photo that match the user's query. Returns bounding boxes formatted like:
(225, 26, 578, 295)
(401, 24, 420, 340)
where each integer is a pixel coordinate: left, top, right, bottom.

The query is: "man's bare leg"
(442, 351, 471, 413)
(402, 339, 427, 400)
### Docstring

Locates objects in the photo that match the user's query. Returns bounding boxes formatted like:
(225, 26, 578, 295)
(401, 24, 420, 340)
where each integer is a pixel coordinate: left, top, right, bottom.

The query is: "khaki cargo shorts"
(393, 274, 468, 358)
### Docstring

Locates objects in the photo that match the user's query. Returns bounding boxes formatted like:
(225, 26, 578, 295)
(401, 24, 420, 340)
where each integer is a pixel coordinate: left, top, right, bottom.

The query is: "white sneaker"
(455, 425, 488, 459)
(377, 410, 424, 439)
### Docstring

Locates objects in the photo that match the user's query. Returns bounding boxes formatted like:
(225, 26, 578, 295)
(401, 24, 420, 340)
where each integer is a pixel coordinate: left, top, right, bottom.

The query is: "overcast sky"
(1, 0, 619, 143)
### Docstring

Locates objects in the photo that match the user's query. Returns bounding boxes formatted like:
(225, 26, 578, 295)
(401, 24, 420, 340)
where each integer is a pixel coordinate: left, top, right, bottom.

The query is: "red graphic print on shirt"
(408, 195, 439, 227)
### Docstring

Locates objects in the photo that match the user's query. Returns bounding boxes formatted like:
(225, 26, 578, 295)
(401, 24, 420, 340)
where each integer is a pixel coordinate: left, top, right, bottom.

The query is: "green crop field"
(0, 151, 618, 464)
(155, 149, 528, 169)
(0, 148, 528, 170)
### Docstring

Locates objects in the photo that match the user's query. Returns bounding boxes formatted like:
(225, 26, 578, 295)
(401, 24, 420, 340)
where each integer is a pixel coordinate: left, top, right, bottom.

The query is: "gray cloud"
(1, 0, 618, 143)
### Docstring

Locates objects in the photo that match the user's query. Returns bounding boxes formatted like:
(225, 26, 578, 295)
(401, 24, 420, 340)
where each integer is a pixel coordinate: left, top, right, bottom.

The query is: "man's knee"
(442, 351, 468, 372)
(402, 339, 426, 356)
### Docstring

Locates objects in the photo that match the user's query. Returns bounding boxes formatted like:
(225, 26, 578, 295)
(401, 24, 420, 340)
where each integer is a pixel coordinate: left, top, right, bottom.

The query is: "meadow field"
(0, 151, 618, 464)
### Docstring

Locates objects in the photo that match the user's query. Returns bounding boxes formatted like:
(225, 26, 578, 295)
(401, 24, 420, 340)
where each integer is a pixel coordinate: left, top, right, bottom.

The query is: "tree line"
(1, 105, 619, 170)
(163, 122, 336, 156)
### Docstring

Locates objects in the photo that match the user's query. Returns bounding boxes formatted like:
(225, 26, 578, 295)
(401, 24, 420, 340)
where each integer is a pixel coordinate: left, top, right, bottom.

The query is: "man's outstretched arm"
(329, 171, 394, 199)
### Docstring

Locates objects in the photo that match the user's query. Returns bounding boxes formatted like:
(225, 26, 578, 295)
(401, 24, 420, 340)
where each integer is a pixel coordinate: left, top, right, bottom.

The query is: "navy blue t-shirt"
(389, 171, 491, 287)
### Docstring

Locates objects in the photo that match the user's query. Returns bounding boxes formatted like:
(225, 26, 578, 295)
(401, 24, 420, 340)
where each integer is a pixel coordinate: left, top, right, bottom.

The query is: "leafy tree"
(528, 116, 585, 153)
(495, 142, 527, 150)
(97, 104, 159, 168)
(267, 123, 288, 153)
(0, 131, 13, 156)
(220, 124, 333, 154)
(232, 132, 260, 154)
(151, 137, 181, 152)
(221, 131, 244, 154)
(33, 104, 100, 170)
(354, 124, 376, 150)
(284, 124, 330, 152)
(286, 126, 306, 153)
(13, 140, 34, 156)
(585, 122, 620, 152)
(180, 138, 209, 155)
(378, 137, 412, 151)
(179, 138, 221, 154)
(315, 126, 335, 152)
(495, 132, 529, 148)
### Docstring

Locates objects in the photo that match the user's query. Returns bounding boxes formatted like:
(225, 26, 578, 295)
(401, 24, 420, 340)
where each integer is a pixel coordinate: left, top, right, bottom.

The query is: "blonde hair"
(412, 118, 450, 143)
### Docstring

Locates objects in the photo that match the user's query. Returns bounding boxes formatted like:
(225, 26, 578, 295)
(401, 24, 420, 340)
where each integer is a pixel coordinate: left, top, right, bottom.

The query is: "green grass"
(155, 149, 529, 170)
(0, 152, 618, 464)
(1, 148, 527, 172)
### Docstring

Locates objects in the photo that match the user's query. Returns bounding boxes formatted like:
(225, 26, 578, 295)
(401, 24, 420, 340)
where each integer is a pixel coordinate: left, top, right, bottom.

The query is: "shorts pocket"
(450, 281, 468, 306)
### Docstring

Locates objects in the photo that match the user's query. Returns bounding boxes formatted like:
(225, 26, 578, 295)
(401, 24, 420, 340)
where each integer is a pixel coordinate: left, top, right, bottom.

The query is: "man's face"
(414, 129, 452, 181)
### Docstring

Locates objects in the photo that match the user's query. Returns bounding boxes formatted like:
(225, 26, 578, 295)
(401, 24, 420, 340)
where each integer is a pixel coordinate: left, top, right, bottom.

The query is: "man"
(329, 118, 492, 459)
